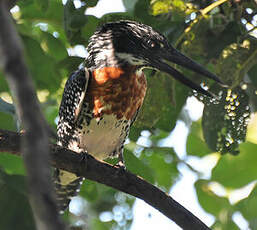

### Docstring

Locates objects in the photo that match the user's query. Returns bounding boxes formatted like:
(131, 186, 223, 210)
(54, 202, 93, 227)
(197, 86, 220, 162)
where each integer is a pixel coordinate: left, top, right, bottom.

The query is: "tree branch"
(0, 3, 65, 230)
(0, 129, 211, 230)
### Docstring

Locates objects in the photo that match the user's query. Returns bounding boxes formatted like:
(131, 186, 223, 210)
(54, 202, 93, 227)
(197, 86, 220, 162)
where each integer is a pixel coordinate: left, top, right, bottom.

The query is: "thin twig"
(200, 0, 228, 15)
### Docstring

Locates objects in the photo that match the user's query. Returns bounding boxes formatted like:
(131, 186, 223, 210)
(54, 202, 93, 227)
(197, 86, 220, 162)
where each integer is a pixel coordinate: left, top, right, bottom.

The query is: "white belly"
(69, 114, 129, 160)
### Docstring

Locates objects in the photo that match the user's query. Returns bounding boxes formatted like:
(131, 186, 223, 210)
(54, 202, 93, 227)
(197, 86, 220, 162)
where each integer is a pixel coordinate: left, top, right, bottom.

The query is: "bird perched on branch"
(54, 20, 224, 211)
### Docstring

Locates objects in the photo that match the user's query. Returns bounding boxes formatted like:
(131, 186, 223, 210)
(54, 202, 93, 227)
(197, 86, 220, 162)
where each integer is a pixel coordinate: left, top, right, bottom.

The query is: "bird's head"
(86, 20, 225, 96)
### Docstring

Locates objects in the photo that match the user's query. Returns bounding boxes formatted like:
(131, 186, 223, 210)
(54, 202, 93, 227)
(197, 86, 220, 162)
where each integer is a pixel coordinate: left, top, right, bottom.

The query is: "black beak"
(150, 47, 226, 97)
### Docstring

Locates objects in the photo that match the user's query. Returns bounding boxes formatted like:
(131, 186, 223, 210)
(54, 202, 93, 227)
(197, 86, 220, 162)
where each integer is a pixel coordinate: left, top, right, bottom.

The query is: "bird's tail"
(53, 168, 83, 212)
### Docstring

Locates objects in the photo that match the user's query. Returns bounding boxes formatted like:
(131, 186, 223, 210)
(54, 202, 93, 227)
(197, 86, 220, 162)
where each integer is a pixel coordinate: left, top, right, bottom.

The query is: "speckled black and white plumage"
(54, 69, 90, 211)
(57, 69, 91, 149)
(54, 68, 135, 211)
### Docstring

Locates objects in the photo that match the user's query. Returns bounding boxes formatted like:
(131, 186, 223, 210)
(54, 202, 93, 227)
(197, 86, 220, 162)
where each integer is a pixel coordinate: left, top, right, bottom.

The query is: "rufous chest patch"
(88, 66, 147, 120)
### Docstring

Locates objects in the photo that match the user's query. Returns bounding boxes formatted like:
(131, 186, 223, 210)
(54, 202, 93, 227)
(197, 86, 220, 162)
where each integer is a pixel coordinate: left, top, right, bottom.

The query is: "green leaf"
(154, 73, 189, 131)
(99, 12, 134, 24)
(142, 147, 178, 189)
(42, 102, 58, 128)
(80, 180, 99, 201)
(211, 142, 257, 188)
(0, 153, 25, 175)
(35, 0, 49, 11)
(181, 17, 242, 61)
(151, 0, 172, 16)
(81, 0, 99, 8)
(22, 35, 61, 92)
(57, 56, 84, 73)
(211, 219, 240, 230)
(65, 1, 87, 29)
(19, 0, 63, 26)
(216, 38, 257, 87)
(40, 31, 68, 61)
(236, 184, 257, 227)
(248, 64, 257, 87)
(149, 129, 170, 145)
(0, 170, 35, 230)
(88, 184, 117, 213)
(187, 121, 212, 157)
(247, 64, 257, 112)
(128, 126, 143, 142)
(135, 70, 188, 132)
(134, 0, 155, 24)
(195, 179, 232, 216)
(80, 15, 100, 44)
(122, 0, 138, 12)
(0, 72, 9, 93)
(0, 112, 16, 130)
(208, 21, 242, 58)
(90, 218, 112, 230)
(124, 150, 154, 183)
(64, 0, 88, 45)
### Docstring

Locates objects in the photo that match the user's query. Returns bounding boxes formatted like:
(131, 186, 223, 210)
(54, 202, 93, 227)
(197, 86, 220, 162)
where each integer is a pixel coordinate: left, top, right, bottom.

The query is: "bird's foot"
(115, 152, 126, 170)
(114, 160, 126, 171)
(79, 151, 89, 162)
(113, 160, 126, 179)
(113, 154, 126, 181)
(78, 151, 89, 174)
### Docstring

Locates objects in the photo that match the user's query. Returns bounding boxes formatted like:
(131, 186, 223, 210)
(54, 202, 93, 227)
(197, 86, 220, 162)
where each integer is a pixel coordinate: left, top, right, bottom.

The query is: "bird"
(54, 20, 224, 211)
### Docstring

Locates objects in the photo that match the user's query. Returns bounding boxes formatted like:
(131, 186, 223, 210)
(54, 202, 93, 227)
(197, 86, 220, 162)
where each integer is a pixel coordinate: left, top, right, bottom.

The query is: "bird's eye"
(150, 41, 155, 48)
(148, 40, 158, 49)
